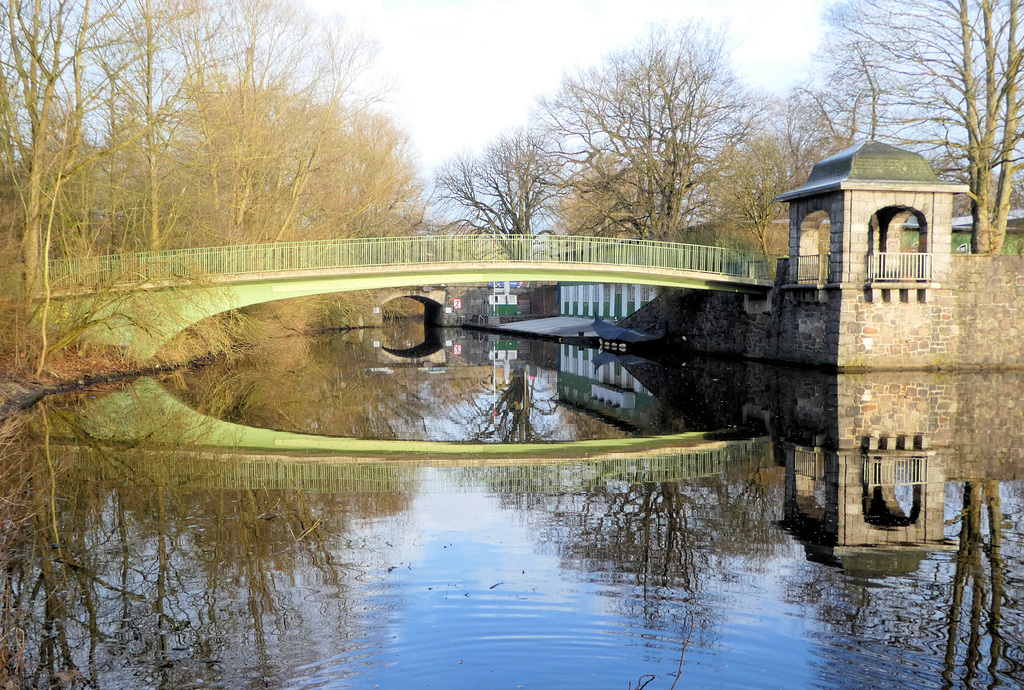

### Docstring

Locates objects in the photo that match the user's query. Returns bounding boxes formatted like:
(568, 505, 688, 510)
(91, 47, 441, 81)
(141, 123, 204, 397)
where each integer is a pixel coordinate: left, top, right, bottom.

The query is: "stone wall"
(836, 287, 958, 369)
(950, 255, 1024, 366)
(620, 356, 1024, 480)
(620, 281, 842, 368)
(624, 254, 1024, 371)
(737, 364, 1024, 479)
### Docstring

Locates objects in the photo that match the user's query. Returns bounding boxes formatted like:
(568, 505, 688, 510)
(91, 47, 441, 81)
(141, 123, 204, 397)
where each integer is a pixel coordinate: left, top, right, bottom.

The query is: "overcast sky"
(312, 0, 831, 170)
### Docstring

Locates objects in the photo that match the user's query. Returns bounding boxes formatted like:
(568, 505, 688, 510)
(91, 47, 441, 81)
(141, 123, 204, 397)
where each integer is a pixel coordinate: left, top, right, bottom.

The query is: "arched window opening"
(862, 484, 922, 528)
(792, 209, 832, 284)
(868, 206, 928, 254)
(867, 205, 931, 283)
(798, 209, 831, 256)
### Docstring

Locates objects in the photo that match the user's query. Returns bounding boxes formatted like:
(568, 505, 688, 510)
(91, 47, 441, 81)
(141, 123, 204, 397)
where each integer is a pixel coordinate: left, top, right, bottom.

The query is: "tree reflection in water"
(500, 449, 786, 647)
(469, 365, 556, 443)
(1, 409, 415, 688)
(942, 480, 1009, 687)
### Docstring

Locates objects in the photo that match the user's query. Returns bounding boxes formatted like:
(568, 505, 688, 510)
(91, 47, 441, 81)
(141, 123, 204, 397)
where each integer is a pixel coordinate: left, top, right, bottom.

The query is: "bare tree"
(313, 111, 425, 239)
(822, 0, 1024, 253)
(0, 0, 428, 371)
(177, 0, 384, 244)
(434, 128, 562, 236)
(542, 23, 752, 241)
(0, 0, 132, 288)
(713, 133, 793, 255)
(774, 90, 858, 181)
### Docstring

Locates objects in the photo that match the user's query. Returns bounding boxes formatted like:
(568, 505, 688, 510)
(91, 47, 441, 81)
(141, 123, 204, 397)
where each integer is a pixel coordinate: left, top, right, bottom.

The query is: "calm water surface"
(8, 324, 1024, 688)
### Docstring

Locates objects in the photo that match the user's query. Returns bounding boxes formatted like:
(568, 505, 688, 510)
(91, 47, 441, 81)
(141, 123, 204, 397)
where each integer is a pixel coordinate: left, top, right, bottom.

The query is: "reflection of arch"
(381, 326, 444, 358)
(383, 295, 444, 326)
(862, 484, 922, 528)
(868, 205, 928, 254)
(797, 209, 832, 256)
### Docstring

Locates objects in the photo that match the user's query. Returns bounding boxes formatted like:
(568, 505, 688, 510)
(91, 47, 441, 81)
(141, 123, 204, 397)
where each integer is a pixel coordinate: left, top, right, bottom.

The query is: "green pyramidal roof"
(778, 141, 958, 201)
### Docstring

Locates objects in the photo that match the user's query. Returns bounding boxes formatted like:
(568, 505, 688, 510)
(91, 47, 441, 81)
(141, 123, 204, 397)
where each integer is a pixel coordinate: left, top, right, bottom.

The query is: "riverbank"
(0, 349, 218, 418)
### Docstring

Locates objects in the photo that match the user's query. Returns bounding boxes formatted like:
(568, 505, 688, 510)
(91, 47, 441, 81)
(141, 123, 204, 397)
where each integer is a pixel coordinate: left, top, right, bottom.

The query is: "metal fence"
(45, 234, 778, 288)
(788, 254, 831, 284)
(63, 440, 770, 494)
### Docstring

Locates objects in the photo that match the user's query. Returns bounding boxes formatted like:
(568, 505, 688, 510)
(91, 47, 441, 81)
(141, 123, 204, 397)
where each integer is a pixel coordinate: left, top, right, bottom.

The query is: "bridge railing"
(46, 234, 778, 288)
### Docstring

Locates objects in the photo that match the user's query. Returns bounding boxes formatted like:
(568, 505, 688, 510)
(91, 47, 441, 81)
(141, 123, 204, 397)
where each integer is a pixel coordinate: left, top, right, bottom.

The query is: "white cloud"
(312, 0, 829, 169)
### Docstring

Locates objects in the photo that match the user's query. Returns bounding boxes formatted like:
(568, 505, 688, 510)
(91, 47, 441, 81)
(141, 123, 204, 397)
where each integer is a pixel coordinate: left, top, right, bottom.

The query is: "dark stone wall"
(623, 255, 1024, 371)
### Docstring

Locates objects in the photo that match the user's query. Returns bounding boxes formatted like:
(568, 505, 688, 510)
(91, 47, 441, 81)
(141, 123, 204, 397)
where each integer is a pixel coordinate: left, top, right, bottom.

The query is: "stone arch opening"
(382, 295, 444, 327)
(797, 209, 832, 257)
(868, 205, 929, 254)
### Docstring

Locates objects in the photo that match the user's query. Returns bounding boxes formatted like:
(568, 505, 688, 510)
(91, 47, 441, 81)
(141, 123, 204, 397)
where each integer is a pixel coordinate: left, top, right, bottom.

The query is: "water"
(6, 324, 1024, 688)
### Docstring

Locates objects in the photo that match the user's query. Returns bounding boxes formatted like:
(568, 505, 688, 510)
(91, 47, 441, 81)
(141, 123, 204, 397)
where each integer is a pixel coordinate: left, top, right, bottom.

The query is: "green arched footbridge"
(46, 234, 776, 356)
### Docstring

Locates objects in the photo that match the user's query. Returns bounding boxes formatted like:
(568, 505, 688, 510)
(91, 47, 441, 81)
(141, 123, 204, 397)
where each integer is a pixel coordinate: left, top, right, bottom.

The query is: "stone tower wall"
(622, 254, 1024, 370)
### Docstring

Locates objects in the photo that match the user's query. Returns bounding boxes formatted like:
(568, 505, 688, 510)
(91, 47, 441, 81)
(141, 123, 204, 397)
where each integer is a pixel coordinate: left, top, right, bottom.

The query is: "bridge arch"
(378, 292, 446, 327)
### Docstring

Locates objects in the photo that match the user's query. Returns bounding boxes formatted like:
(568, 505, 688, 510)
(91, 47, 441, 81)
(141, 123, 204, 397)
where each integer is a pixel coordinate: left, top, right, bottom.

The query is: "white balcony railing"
(793, 448, 824, 479)
(868, 252, 933, 283)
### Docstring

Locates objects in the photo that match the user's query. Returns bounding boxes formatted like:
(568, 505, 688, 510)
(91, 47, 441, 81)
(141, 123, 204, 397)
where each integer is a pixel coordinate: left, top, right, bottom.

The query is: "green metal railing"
(45, 234, 778, 288)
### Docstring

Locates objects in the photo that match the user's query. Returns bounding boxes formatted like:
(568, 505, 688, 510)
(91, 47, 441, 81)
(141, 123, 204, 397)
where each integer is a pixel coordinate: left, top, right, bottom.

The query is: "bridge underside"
(64, 262, 772, 358)
(240, 262, 770, 298)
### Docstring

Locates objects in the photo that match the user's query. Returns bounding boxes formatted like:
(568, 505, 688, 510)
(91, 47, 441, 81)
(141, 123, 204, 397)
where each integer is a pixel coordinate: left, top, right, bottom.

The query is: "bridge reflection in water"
(53, 352, 1018, 574)
(56, 441, 768, 496)
(60, 376, 755, 458)
(52, 371, 772, 506)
